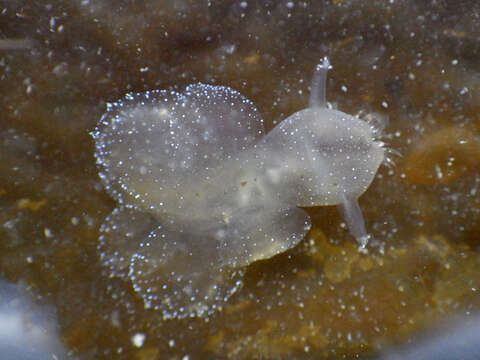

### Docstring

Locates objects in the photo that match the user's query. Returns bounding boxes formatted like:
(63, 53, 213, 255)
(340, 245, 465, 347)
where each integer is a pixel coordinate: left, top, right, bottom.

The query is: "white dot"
(131, 333, 146, 348)
(44, 228, 53, 238)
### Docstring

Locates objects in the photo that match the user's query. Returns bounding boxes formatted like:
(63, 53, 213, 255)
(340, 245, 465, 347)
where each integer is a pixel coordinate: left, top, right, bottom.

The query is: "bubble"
(91, 58, 384, 318)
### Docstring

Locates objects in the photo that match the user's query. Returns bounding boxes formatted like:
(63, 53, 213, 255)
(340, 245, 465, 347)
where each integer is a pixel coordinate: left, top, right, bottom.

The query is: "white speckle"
(222, 44, 236, 55)
(71, 217, 79, 225)
(381, 101, 388, 108)
(131, 333, 146, 348)
(240, 1, 248, 8)
(111, 310, 121, 328)
(460, 87, 469, 95)
(168, 339, 175, 347)
(26, 256, 33, 263)
(341, 85, 348, 92)
(44, 228, 53, 238)
(435, 164, 443, 179)
(286, 1, 294, 8)
(408, 73, 415, 80)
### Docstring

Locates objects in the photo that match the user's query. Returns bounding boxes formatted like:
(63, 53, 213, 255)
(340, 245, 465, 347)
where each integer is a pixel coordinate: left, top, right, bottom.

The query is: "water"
(1, 0, 479, 358)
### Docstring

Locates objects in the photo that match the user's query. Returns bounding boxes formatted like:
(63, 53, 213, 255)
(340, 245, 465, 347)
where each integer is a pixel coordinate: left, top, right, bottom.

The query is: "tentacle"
(309, 57, 332, 109)
(338, 196, 370, 248)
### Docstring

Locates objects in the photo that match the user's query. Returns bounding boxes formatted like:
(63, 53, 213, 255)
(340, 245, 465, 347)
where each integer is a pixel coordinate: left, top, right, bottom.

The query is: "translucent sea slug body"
(91, 58, 385, 318)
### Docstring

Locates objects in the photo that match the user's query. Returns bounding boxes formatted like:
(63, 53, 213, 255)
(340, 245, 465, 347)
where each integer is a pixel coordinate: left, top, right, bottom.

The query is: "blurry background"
(1, 0, 480, 359)
(0, 279, 68, 360)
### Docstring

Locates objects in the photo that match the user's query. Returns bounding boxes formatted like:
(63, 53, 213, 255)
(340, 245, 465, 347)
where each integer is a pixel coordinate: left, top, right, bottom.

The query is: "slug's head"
(270, 58, 386, 247)
(286, 107, 385, 207)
